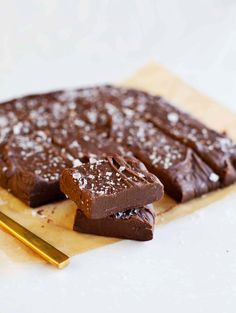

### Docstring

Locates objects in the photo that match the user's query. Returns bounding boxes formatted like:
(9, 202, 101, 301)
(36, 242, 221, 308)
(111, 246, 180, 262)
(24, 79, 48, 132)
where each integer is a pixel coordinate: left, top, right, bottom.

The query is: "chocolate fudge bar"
(74, 205, 156, 241)
(110, 114, 220, 202)
(60, 155, 164, 219)
(0, 131, 73, 207)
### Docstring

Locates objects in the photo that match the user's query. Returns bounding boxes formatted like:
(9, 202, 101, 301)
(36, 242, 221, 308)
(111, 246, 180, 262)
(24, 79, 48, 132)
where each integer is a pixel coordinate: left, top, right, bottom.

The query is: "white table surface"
(0, 1, 236, 312)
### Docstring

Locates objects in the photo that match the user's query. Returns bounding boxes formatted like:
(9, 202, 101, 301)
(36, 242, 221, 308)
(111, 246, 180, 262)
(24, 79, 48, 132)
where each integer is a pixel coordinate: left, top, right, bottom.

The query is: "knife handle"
(0, 211, 70, 268)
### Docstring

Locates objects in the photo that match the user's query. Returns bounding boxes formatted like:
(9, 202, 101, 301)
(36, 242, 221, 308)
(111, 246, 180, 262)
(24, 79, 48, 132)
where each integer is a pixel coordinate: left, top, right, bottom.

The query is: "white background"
(0, 1, 236, 312)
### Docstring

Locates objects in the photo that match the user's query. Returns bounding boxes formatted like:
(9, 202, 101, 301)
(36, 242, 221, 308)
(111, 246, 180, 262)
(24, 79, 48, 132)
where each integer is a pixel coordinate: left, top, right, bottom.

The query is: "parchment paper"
(0, 63, 236, 265)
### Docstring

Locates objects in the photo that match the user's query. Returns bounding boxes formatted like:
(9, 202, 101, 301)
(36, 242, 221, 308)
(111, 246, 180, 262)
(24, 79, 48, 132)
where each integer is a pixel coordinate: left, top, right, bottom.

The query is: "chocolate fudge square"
(0, 131, 73, 207)
(60, 155, 164, 219)
(74, 205, 156, 241)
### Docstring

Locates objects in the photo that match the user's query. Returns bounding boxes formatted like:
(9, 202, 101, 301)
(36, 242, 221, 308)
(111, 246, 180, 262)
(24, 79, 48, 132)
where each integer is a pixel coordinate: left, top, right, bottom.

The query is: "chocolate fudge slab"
(60, 155, 164, 219)
(111, 115, 220, 202)
(73, 205, 155, 241)
(0, 131, 73, 207)
(1, 84, 235, 208)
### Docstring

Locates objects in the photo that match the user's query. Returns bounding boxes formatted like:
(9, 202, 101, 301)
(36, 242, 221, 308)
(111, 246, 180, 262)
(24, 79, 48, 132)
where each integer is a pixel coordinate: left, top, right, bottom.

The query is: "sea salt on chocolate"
(142, 95, 236, 186)
(110, 115, 220, 202)
(1, 131, 73, 207)
(60, 155, 163, 219)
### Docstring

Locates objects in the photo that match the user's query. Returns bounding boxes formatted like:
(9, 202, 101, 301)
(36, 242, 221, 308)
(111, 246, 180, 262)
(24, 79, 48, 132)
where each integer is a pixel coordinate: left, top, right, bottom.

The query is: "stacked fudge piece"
(0, 85, 235, 209)
(60, 155, 164, 241)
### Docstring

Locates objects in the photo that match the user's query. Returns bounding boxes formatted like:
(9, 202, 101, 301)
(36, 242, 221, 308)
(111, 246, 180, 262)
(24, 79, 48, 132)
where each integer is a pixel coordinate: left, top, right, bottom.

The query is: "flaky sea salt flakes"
(74, 175, 88, 189)
(123, 97, 134, 107)
(202, 128, 208, 137)
(72, 172, 82, 181)
(36, 130, 49, 142)
(83, 135, 90, 142)
(74, 118, 85, 127)
(115, 212, 123, 219)
(0, 116, 8, 127)
(89, 157, 97, 164)
(88, 174, 95, 180)
(86, 110, 97, 124)
(115, 208, 140, 220)
(106, 172, 112, 176)
(167, 112, 179, 123)
(138, 172, 145, 178)
(209, 173, 219, 182)
(13, 123, 23, 135)
(73, 159, 82, 167)
(217, 137, 232, 151)
(70, 140, 79, 149)
(119, 166, 126, 172)
(58, 90, 79, 102)
(105, 102, 117, 115)
(68, 101, 76, 110)
(123, 108, 134, 118)
(34, 169, 42, 175)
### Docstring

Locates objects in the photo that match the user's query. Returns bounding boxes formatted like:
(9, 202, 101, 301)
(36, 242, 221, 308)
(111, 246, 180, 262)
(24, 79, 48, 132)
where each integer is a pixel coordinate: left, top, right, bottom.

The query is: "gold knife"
(0, 211, 70, 269)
